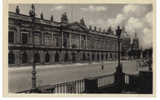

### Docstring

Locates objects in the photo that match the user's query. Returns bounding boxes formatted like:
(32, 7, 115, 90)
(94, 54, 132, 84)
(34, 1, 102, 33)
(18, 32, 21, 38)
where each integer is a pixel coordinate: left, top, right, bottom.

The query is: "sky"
(9, 4, 153, 49)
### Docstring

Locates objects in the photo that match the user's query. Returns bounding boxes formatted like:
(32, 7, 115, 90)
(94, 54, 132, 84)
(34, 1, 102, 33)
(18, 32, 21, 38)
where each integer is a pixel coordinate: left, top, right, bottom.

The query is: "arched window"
(64, 52, 69, 62)
(21, 32, 28, 44)
(22, 51, 28, 64)
(55, 52, 59, 62)
(9, 51, 15, 64)
(106, 53, 108, 60)
(92, 53, 95, 61)
(72, 52, 76, 62)
(97, 53, 100, 61)
(45, 52, 50, 63)
(83, 53, 86, 61)
(87, 53, 90, 61)
(101, 53, 104, 61)
(110, 53, 112, 59)
(9, 31, 14, 43)
(35, 52, 40, 63)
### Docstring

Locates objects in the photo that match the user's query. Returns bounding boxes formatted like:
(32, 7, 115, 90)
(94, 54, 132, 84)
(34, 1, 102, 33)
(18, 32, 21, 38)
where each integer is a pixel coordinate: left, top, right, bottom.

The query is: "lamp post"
(116, 26, 122, 67)
(29, 4, 37, 92)
(115, 26, 124, 92)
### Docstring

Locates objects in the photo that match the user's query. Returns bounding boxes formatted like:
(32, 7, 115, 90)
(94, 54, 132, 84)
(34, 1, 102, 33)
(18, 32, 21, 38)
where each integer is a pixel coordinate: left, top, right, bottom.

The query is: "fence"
(18, 73, 115, 93)
(18, 71, 152, 93)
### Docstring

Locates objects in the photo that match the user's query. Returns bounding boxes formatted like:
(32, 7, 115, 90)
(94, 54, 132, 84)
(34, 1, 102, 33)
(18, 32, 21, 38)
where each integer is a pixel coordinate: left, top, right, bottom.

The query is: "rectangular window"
(22, 32, 28, 44)
(44, 33, 52, 45)
(71, 34, 80, 48)
(81, 35, 86, 49)
(54, 35, 60, 47)
(63, 33, 69, 48)
(9, 31, 14, 43)
(34, 33, 41, 45)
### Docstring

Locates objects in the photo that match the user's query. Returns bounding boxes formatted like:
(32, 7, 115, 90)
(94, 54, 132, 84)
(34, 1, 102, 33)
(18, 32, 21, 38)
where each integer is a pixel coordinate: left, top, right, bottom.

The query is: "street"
(9, 60, 138, 93)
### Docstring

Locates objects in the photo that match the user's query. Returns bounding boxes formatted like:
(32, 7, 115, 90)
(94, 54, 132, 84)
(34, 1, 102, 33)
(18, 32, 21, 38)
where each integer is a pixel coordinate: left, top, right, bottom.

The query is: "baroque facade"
(8, 5, 119, 66)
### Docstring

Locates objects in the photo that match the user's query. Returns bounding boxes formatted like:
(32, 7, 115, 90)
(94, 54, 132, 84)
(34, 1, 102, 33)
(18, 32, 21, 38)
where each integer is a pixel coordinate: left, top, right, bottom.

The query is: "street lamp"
(115, 26, 124, 92)
(29, 4, 37, 92)
(116, 26, 122, 67)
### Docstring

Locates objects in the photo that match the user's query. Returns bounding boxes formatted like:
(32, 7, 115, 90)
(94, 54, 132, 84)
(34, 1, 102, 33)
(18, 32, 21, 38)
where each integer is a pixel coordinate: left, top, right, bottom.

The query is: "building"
(8, 5, 119, 66)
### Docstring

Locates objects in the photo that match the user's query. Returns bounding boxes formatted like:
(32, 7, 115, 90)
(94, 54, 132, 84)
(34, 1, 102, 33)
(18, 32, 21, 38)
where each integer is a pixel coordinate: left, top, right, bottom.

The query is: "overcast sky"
(9, 4, 153, 49)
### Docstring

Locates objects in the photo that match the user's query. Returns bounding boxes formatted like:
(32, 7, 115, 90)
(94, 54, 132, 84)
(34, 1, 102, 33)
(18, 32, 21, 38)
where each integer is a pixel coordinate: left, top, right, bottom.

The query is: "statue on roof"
(51, 15, 54, 22)
(16, 5, 20, 14)
(107, 26, 114, 34)
(80, 17, 85, 25)
(29, 4, 36, 17)
(40, 12, 43, 20)
(61, 12, 68, 23)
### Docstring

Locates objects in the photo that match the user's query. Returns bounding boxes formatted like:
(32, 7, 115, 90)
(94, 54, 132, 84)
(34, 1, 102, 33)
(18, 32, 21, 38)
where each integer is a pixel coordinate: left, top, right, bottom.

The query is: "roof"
(9, 11, 117, 38)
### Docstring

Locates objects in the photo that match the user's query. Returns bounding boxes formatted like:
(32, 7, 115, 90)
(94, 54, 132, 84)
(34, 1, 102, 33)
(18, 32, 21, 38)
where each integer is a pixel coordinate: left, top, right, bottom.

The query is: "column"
(41, 32, 44, 45)
(86, 35, 88, 49)
(16, 26, 21, 44)
(62, 32, 64, 48)
(15, 50, 20, 65)
(79, 35, 81, 49)
(69, 33, 72, 48)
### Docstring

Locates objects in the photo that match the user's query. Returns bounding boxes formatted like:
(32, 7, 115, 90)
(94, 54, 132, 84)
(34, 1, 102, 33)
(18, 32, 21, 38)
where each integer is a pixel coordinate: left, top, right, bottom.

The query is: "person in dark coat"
(101, 65, 104, 70)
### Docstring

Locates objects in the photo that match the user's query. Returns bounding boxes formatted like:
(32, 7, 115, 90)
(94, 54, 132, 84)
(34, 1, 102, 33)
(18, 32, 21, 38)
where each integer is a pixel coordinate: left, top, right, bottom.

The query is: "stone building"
(8, 5, 119, 66)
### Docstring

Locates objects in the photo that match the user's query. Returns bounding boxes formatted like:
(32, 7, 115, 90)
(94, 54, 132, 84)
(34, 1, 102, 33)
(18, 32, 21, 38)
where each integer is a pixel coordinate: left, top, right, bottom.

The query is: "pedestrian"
(101, 65, 104, 70)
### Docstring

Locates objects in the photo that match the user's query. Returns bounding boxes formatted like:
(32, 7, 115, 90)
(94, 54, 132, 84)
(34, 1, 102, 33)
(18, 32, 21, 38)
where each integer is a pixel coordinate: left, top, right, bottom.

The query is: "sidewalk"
(9, 61, 118, 71)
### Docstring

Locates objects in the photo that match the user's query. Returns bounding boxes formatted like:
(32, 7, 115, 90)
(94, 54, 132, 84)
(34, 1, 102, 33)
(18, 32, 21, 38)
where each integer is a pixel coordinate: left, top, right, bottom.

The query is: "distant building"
(8, 5, 119, 66)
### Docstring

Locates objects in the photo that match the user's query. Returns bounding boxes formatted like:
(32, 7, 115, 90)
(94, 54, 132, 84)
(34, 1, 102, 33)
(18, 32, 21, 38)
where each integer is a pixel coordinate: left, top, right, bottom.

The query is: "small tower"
(16, 5, 20, 14)
(51, 15, 54, 22)
(61, 12, 68, 23)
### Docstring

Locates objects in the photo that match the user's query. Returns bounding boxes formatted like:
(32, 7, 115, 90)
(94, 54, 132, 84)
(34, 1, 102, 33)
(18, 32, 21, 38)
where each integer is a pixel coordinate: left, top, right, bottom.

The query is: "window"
(34, 33, 41, 45)
(22, 52, 28, 64)
(110, 53, 112, 59)
(83, 53, 86, 61)
(45, 52, 50, 63)
(87, 53, 90, 61)
(9, 51, 15, 64)
(81, 35, 86, 49)
(54, 35, 60, 47)
(71, 34, 80, 48)
(55, 52, 59, 62)
(34, 53, 40, 63)
(9, 31, 14, 43)
(64, 52, 69, 62)
(63, 33, 69, 48)
(97, 53, 100, 61)
(22, 32, 28, 44)
(101, 53, 104, 61)
(92, 53, 95, 61)
(44, 33, 52, 45)
(72, 52, 76, 62)
(106, 53, 108, 60)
